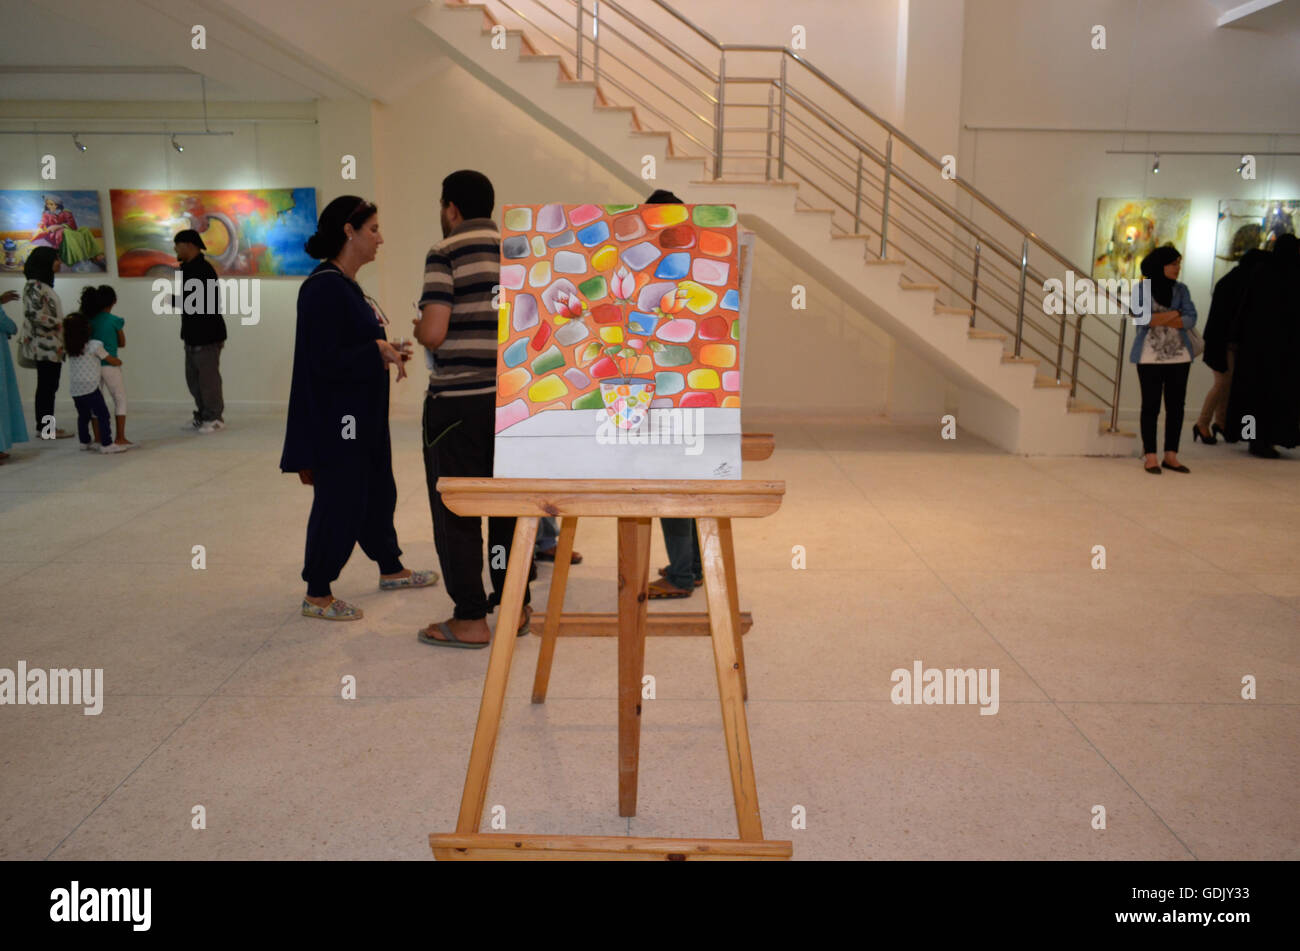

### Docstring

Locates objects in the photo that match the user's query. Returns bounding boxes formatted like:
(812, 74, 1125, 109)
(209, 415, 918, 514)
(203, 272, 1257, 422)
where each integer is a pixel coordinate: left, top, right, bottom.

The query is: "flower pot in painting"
(599, 377, 656, 430)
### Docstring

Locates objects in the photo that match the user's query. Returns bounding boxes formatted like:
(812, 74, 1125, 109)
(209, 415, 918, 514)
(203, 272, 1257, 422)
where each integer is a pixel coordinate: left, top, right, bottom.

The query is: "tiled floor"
(1, 407, 1296, 860)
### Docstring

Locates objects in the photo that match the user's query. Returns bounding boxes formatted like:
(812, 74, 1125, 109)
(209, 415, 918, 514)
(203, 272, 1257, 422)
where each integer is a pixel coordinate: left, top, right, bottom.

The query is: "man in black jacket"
(174, 229, 227, 433)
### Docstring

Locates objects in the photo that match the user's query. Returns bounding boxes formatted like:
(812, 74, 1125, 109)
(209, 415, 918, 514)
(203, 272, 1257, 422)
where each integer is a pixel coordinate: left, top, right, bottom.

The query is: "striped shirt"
(419, 217, 500, 398)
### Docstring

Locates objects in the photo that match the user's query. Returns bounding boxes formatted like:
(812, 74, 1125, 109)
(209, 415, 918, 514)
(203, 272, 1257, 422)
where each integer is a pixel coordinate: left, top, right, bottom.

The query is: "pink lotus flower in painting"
(610, 265, 636, 303)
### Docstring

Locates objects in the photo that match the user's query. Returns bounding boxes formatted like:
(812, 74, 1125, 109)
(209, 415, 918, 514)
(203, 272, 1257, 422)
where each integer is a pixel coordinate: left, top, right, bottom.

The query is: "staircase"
(415, 0, 1137, 455)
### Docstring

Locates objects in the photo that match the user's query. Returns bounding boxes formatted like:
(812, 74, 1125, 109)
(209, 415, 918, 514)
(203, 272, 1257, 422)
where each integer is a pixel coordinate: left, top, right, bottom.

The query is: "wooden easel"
(428, 467, 790, 861)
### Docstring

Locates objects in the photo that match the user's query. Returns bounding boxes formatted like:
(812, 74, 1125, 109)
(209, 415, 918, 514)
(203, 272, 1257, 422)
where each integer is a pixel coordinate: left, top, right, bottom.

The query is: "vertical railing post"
(880, 135, 893, 258)
(1014, 236, 1029, 357)
(763, 83, 774, 181)
(1054, 292, 1067, 382)
(853, 150, 863, 234)
(1070, 315, 1084, 397)
(575, 2, 584, 79)
(713, 49, 726, 180)
(1109, 319, 1127, 432)
(776, 54, 787, 179)
(970, 241, 981, 326)
(592, 1, 600, 87)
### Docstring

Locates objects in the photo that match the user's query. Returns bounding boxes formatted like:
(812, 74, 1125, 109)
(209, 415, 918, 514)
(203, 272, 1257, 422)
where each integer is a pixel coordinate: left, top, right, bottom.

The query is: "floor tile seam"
(1022, 461, 1300, 619)
(30, 452, 257, 566)
(812, 434, 1201, 859)
(42, 607, 303, 860)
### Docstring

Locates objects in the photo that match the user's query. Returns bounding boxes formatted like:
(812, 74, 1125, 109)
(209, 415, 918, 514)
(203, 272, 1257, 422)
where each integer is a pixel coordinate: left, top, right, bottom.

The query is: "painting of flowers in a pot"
(494, 202, 745, 479)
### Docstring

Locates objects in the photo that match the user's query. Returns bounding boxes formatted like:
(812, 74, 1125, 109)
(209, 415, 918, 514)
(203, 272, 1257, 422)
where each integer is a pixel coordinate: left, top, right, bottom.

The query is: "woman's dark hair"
(63, 312, 91, 358)
(79, 285, 105, 318)
(23, 246, 57, 286)
(97, 285, 117, 310)
(1140, 245, 1181, 308)
(441, 170, 494, 220)
(304, 195, 377, 260)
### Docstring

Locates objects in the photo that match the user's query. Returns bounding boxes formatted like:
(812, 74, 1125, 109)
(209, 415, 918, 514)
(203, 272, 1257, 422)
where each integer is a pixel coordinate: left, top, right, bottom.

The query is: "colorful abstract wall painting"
(0, 190, 107, 273)
(1091, 198, 1191, 281)
(493, 202, 746, 480)
(1213, 199, 1297, 286)
(109, 188, 317, 277)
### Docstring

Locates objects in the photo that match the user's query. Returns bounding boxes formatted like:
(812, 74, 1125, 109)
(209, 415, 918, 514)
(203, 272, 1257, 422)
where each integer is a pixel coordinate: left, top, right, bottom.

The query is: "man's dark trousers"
(422, 391, 534, 620)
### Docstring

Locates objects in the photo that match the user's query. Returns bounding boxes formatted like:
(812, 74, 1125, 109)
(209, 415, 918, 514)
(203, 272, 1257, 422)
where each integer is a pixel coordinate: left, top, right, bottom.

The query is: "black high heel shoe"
(1162, 461, 1191, 473)
(1192, 424, 1216, 445)
(1211, 423, 1226, 440)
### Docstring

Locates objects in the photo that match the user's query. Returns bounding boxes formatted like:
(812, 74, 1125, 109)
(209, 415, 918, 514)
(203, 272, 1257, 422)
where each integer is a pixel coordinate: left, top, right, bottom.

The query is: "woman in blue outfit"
(280, 195, 438, 620)
(1130, 245, 1197, 474)
(0, 289, 31, 462)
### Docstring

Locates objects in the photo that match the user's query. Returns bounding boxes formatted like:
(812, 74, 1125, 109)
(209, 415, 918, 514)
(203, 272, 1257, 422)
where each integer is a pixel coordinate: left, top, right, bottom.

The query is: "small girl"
(62, 311, 125, 454)
(84, 285, 131, 446)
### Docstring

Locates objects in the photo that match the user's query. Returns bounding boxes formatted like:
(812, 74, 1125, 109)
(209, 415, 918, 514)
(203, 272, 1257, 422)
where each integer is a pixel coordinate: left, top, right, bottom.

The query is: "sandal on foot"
(380, 568, 439, 591)
(302, 598, 363, 621)
(648, 578, 692, 599)
(515, 605, 534, 637)
(658, 566, 702, 587)
(418, 621, 489, 649)
(536, 548, 583, 565)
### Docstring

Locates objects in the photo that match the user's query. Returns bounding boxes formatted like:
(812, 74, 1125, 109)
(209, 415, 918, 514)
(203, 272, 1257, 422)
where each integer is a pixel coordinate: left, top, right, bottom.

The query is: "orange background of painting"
(496, 203, 740, 419)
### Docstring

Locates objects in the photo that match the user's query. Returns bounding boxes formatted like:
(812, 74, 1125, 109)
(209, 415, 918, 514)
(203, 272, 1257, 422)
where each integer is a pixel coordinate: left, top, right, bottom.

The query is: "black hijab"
(23, 246, 57, 287)
(1140, 245, 1181, 308)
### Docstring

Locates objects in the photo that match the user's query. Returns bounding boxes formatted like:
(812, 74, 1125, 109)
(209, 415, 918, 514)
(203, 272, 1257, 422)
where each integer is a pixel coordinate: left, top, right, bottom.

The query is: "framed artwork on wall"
(1213, 199, 1298, 285)
(0, 190, 107, 273)
(1091, 197, 1191, 281)
(109, 188, 317, 277)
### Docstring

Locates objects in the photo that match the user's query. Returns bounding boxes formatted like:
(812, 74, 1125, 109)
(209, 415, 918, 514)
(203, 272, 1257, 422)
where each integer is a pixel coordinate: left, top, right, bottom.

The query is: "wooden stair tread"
(864, 257, 907, 265)
(1033, 375, 1071, 388)
(967, 329, 1006, 340)
(899, 281, 939, 291)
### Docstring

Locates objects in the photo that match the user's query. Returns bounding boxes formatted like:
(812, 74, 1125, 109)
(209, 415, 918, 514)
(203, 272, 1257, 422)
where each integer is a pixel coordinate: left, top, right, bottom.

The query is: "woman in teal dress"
(0, 289, 31, 461)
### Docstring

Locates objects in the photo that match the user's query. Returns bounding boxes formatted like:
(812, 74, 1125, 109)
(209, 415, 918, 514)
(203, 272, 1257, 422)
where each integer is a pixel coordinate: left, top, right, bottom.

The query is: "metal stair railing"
(457, 0, 1129, 430)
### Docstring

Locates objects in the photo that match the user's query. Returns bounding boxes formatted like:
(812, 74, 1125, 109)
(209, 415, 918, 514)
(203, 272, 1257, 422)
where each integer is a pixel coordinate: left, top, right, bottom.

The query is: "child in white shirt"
(62, 312, 125, 454)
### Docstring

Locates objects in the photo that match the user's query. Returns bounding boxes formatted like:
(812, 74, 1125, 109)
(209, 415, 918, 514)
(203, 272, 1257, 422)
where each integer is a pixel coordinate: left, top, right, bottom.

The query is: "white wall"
(958, 0, 1300, 421)
(370, 51, 898, 418)
(0, 100, 320, 417)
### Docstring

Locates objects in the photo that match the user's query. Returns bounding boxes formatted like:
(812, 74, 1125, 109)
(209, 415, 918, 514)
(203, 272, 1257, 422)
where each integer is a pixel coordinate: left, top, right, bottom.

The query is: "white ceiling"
(0, 0, 448, 103)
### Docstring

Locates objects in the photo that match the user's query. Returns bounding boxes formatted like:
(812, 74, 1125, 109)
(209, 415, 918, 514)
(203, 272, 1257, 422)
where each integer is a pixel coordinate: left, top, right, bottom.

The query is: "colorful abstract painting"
(493, 202, 745, 479)
(1091, 198, 1191, 281)
(1213, 199, 1298, 285)
(109, 188, 317, 277)
(0, 190, 107, 273)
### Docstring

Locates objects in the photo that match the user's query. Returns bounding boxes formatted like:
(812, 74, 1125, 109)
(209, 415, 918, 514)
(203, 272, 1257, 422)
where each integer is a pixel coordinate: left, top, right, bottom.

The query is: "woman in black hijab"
(19, 246, 73, 438)
(1130, 245, 1197, 473)
(280, 195, 438, 620)
(1194, 249, 1268, 444)
(1224, 234, 1300, 457)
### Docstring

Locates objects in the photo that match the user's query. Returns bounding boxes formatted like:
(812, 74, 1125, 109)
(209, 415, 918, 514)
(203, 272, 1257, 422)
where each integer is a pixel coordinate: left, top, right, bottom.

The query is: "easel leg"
(697, 517, 764, 841)
(532, 516, 577, 704)
(455, 516, 539, 834)
(617, 516, 652, 817)
(716, 517, 749, 702)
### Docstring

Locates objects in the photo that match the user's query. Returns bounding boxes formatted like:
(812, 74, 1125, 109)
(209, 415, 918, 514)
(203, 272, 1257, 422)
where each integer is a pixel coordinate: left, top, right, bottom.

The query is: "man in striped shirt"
(414, 170, 533, 648)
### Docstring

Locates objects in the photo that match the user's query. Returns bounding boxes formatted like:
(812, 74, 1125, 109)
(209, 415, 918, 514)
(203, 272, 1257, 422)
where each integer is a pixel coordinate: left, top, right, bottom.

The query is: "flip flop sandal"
(536, 548, 583, 564)
(657, 566, 702, 587)
(301, 598, 364, 621)
(418, 621, 488, 650)
(379, 568, 440, 591)
(515, 606, 533, 637)
(648, 579, 692, 600)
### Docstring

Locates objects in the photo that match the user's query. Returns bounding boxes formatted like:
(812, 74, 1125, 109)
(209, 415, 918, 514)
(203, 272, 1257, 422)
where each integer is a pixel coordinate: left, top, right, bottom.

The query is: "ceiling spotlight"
(1152, 154, 1160, 174)
(73, 134, 86, 152)
(171, 135, 184, 153)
